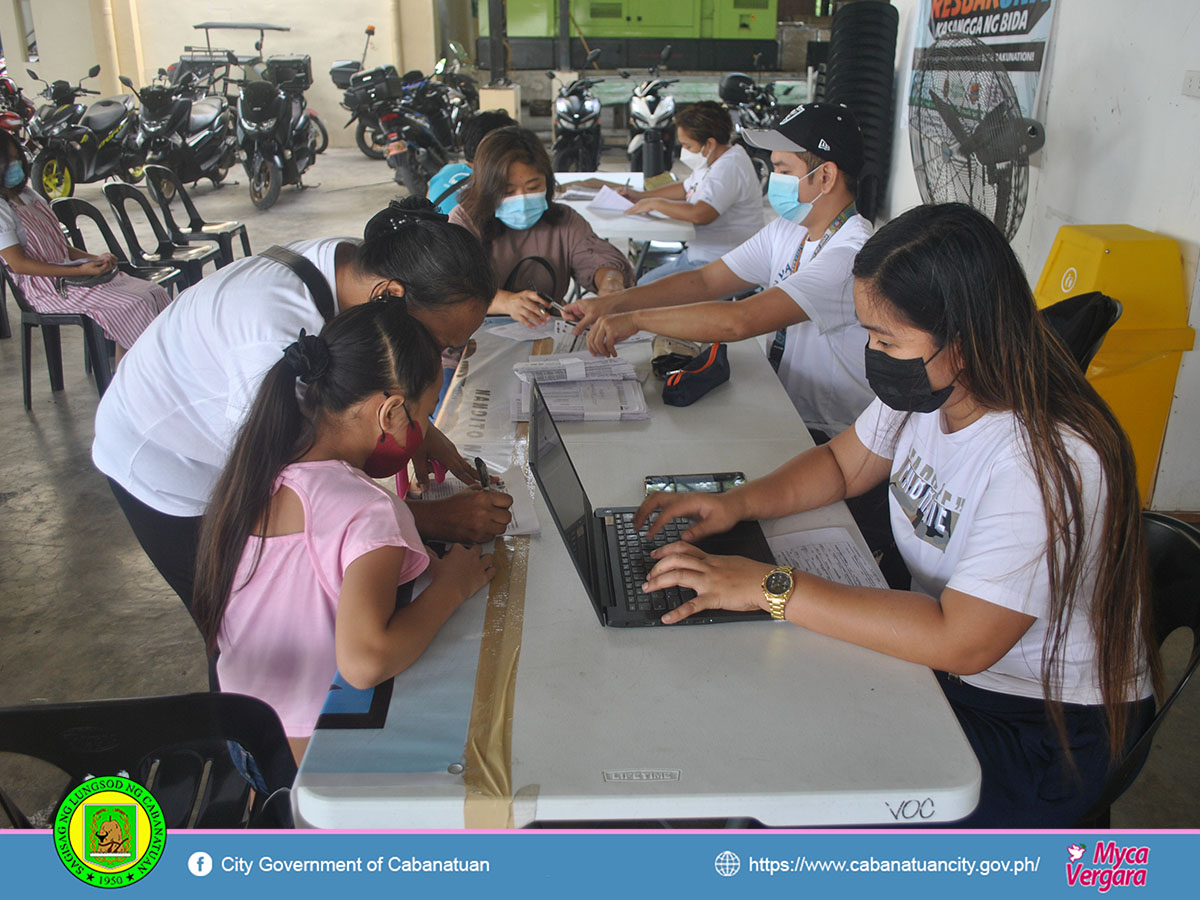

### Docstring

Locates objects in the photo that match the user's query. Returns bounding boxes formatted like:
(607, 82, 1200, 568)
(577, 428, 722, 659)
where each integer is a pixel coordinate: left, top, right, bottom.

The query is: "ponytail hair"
(356, 196, 495, 310)
(193, 300, 442, 652)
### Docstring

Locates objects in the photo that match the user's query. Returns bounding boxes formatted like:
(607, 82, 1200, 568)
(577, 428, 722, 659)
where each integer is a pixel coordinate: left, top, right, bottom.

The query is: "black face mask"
(864, 344, 954, 413)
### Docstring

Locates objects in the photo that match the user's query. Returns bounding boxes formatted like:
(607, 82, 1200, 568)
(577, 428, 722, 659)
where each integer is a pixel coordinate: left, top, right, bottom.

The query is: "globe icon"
(714, 850, 741, 877)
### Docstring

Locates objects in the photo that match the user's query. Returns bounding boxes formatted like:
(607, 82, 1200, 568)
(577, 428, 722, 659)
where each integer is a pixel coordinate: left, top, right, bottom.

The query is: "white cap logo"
(779, 106, 804, 125)
(818, 139, 832, 151)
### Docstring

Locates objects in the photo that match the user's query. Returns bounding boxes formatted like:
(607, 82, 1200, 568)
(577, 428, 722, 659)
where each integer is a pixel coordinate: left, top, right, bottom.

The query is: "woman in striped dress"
(0, 131, 170, 357)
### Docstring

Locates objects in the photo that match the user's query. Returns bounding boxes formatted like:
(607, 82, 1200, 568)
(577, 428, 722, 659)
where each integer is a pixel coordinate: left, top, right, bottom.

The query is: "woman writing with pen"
(450, 126, 633, 328)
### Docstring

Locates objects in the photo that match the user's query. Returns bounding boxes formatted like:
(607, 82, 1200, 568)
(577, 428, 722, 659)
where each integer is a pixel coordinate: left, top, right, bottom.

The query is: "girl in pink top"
(193, 300, 496, 762)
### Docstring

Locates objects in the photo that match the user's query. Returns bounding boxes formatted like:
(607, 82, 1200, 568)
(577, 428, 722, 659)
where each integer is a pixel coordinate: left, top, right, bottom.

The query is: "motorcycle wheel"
(393, 151, 428, 197)
(749, 151, 773, 195)
(311, 117, 329, 155)
(355, 120, 387, 160)
(119, 162, 145, 185)
(33, 153, 75, 199)
(553, 146, 587, 173)
(249, 155, 282, 210)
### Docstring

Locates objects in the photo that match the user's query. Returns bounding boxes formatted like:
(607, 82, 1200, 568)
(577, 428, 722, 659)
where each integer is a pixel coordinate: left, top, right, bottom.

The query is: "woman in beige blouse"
(450, 127, 633, 328)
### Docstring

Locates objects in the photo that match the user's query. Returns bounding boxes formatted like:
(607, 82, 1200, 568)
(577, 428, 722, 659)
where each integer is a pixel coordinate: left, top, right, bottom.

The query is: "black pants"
(107, 478, 218, 689)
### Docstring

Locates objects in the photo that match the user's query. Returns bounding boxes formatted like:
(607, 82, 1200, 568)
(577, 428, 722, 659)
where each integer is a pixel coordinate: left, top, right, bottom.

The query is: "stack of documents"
(513, 352, 636, 384)
(511, 350, 648, 421)
(512, 380, 649, 422)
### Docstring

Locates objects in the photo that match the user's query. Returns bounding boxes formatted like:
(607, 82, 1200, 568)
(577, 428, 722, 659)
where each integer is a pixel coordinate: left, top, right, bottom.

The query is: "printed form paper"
(766, 527, 888, 589)
(409, 463, 540, 537)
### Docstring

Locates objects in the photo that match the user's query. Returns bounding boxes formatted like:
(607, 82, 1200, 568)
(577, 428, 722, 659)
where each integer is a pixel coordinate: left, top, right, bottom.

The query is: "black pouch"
(57, 267, 118, 294)
(662, 343, 729, 407)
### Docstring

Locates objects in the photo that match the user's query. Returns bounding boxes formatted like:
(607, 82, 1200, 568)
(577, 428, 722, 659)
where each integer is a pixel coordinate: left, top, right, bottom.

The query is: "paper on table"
(512, 379, 650, 422)
(486, 318, 576, 342)
(513, 350, 636, 383)
(409, 463, 540, 536)
(587, 185, 634, 212)
(766, 527, 887, 589)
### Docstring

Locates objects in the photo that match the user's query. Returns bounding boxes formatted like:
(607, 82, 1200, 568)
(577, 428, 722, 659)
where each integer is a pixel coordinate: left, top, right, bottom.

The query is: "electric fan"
(908, 32, 1045, 239)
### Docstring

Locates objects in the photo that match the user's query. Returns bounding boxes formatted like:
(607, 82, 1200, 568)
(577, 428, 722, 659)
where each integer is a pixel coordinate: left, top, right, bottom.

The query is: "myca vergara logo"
(54, 776, 166, 888)
(1065, 841, 1149, 892)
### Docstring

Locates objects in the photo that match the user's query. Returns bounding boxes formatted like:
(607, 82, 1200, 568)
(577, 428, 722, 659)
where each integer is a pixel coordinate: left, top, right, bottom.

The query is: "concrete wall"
(1, 0, 109, 92)
(883, 0, 1200, 510)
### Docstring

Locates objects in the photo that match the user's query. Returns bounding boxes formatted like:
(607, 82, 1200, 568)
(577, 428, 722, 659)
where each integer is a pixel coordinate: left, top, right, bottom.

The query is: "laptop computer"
(528, 382, 776, 627)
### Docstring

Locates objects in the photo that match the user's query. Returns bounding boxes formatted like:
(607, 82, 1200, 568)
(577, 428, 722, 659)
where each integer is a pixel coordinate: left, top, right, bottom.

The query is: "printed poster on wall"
(912, 0, 1059, 120)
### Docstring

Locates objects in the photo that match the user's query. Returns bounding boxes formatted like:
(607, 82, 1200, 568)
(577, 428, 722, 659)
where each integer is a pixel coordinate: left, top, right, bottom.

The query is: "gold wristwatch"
(761, 565, 795, 620)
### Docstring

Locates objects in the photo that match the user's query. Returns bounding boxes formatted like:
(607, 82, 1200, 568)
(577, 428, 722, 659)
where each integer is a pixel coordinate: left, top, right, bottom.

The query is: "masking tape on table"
(461, 336, 552, 827)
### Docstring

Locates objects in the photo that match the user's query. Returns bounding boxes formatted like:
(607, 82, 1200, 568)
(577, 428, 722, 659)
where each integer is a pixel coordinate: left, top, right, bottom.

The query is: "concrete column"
(394, 0, 438, 75)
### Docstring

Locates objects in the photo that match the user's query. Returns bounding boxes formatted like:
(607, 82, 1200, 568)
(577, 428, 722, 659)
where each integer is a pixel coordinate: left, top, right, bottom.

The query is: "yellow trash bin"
(1034, 224, 1195, 504)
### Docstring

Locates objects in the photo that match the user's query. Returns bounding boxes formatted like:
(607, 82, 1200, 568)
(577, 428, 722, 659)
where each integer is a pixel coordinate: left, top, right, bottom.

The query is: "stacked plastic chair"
(821, 0, 899, 222)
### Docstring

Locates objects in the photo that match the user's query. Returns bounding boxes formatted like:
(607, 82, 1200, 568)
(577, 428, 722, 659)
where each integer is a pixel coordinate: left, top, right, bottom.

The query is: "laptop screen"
(528, 383, 599, 598)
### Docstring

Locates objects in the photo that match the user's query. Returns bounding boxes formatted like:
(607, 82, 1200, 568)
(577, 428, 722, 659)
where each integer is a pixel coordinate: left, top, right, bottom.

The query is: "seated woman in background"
(635, 202, 1162, 827)
(617, 101, 764, 284)
(451, 126, 633, 328)
(0, 131, 170, 356)
(194, 300, 496, 762)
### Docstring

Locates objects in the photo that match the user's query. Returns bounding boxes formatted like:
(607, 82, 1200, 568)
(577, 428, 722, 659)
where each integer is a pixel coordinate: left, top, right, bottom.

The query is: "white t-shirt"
(0, 187, 40, 249)
(854, 398, 1151, 706)
(722, 214, 874, 435)
(92, 238, 345, 517)
(681, 144, 765, 262)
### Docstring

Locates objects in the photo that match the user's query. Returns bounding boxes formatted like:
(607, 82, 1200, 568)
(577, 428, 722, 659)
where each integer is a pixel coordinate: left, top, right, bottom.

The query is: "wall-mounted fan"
(909, 32, 1045, 239)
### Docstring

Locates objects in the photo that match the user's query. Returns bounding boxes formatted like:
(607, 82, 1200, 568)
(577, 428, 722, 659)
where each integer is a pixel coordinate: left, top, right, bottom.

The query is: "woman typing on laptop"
(633, 202, 1161, 827)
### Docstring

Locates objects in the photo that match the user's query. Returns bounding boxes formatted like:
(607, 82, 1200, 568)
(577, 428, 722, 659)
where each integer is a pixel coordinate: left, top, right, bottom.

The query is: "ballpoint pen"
(474, 456, 491, 489)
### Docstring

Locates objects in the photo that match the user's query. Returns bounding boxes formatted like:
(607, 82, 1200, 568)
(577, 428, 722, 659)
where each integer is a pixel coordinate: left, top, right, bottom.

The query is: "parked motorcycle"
(0, 64, 36, 150)
(720, 54, 783, 191)
(120, 70, 237, 191)
(26, 65, 145, 199)
(380, 88, 451, 197)
(233, 54, 321, 209)
(332, 29, 477, 161)
(547, 48, 604, 172)
(622, 45, 677, 175)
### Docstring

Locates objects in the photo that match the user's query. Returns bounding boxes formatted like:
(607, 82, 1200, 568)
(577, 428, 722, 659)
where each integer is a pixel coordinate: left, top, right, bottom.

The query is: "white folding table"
(293, 332, 980, 828)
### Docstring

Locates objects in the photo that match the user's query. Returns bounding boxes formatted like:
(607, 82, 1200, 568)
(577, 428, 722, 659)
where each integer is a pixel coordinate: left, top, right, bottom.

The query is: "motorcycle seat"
(189, 97, 223, 132)
(81, 99, 128, 134)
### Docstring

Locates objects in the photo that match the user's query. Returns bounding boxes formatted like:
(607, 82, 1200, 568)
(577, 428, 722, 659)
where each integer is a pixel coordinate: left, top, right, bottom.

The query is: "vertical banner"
(912, 0, 1059, 119)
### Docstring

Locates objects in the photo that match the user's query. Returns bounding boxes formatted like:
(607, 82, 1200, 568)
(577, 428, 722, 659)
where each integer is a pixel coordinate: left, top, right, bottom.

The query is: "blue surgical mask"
(767, 164, 823, 223)
(4, 161, 24, 189)
(495, 192, 548, 230)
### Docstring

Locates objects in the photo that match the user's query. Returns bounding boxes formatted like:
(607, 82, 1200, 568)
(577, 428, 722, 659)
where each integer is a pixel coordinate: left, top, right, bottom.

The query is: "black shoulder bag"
(259, 244, 337, 323)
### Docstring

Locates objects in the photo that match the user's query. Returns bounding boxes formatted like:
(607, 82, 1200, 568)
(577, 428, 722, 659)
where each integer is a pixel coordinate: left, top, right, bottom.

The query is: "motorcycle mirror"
(157, 67, 167, 77)
(254, 40, 262, 52)
(88, 65, 101, 78)
(545, 70, 555, 80)
(366, 25, 376, 35)
(434, 58, 446, 75)
(119, 75, 134, 88)
(619, 69, 630, 78)
(26, 69, 39, 81)
(585, 48, 602, 67)
(660, 45, 672, 63)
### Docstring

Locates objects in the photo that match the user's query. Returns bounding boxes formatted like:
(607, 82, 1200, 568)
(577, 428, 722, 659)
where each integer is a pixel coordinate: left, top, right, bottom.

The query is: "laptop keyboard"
(614, 513, 694, 613)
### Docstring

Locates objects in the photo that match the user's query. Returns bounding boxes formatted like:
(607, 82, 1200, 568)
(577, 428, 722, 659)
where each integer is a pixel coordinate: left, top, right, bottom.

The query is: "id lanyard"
(768, 202, 857, 372)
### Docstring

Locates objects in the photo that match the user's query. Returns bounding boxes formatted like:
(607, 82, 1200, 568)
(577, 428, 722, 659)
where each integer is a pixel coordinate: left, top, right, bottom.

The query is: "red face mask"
(362, 419, 425, 479)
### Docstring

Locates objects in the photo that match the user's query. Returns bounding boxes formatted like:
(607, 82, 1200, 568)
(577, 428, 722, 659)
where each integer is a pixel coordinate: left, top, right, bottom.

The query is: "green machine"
(478, 0, 779, 71)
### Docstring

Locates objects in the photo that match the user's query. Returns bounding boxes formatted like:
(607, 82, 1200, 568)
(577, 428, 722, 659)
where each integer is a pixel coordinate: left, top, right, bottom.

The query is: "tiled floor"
(1, 147, 1196, 828)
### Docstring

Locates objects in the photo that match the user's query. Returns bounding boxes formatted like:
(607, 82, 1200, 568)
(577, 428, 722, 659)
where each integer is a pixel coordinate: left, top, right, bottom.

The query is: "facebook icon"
(188, 852, 213, 877)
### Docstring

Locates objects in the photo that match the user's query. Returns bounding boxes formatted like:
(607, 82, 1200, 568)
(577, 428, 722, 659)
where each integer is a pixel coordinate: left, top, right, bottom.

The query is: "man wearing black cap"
(564, 103, 874, 440)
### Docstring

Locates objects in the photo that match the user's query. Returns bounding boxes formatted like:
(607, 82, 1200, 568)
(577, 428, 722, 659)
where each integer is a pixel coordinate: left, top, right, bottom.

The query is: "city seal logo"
(54, 776, 166, 888)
